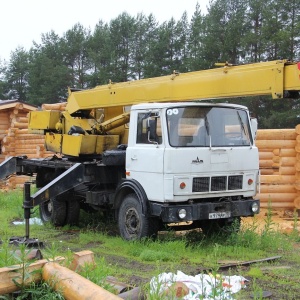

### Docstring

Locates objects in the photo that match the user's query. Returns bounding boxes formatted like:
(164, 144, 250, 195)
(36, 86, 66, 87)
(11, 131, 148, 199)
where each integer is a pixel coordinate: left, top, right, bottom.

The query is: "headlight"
(178, 208, 187, 219)
(251, 202, 259, 213)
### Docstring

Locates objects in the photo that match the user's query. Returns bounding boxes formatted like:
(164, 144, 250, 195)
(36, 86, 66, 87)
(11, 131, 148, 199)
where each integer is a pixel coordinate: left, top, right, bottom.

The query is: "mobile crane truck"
(1, 60, 300, 241)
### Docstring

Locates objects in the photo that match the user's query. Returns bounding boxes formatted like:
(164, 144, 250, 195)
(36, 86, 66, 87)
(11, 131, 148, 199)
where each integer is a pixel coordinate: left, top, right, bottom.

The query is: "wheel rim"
(42, 200, 52, 219)
(125, 207, 141, 236)
(47, 201, 53, 213)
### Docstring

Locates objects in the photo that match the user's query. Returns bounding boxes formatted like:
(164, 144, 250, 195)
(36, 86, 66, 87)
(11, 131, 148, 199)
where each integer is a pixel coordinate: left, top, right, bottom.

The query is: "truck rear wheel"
(118, 193, 158, 241)
(39, 198, 67, 226)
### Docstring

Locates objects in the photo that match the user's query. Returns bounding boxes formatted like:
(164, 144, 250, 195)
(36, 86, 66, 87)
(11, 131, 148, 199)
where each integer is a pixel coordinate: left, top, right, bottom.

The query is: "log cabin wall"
(0, 101, 52, 189)
(255, 128, 299, 212)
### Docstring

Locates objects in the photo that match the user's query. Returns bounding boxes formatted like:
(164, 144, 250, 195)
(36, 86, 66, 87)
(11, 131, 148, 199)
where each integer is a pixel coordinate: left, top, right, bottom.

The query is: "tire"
(39, 198, 67, 226)
(118, 193, 158, 241)
(65, 200, 80, 226)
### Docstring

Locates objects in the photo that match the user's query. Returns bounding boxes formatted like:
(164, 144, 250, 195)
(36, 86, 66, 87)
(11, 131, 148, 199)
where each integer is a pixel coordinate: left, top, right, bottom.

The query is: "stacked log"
(1, 107, 50, 188)
(42, 102, 67, 111)
(293, 125, 300, 210)
(255, 129, 298, 210)
(0, 111, 10, 161)
(0, 102, 67, 189)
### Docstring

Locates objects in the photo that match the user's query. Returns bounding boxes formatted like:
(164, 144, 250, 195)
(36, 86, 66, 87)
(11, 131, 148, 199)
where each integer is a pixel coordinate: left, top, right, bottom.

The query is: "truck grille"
(192, 175, 243, 192)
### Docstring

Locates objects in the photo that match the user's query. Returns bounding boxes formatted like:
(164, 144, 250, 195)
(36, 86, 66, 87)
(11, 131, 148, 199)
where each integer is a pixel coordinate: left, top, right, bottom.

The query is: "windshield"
(166, 106, 252, 147)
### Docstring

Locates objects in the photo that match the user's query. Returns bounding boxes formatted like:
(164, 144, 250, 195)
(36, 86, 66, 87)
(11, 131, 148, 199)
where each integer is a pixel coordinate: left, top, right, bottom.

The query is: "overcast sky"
(0, 0, 210, 62)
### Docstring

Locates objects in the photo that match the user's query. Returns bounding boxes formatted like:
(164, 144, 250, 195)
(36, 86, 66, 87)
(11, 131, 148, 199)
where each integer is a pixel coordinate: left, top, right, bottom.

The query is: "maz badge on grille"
(192, 157, 203, 164)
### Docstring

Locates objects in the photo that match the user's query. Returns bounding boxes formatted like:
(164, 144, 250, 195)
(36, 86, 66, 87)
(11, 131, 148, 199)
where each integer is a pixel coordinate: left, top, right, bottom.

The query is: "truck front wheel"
(39, 198, 67, 226)
(118, 193, 158, 241)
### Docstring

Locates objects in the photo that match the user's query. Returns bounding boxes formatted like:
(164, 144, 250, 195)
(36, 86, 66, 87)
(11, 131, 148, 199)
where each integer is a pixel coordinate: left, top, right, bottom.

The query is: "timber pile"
(0, 102, 66, 189)
(255, 128, 299, 211)
(0, 250, 142, 300)
(0, 102, 52, 189)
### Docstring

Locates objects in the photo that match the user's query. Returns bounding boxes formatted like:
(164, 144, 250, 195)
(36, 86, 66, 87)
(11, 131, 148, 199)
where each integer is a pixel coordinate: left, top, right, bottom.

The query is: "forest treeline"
(0, 0, 299, 128)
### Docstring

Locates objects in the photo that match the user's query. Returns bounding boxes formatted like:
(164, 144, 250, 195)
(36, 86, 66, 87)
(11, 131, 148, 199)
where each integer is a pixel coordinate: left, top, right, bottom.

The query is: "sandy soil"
(242, 208, 300, 234)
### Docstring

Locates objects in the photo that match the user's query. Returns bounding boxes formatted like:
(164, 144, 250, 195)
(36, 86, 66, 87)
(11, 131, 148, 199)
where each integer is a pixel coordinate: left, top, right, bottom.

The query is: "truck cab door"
(126, 111, 165, 201)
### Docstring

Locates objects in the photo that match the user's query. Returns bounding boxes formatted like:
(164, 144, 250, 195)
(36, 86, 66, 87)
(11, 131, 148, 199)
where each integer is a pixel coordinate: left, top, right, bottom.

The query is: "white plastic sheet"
(12, 217, 43, 225)
(150, 270, 247, 299)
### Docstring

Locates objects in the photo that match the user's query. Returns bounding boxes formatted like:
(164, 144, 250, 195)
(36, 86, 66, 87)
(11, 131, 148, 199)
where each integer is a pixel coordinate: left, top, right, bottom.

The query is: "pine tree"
(62, 23, 92, 88)
(5, 47, 30, 101)
(87, 20, 112, 86)
(27, 31, 70, 105)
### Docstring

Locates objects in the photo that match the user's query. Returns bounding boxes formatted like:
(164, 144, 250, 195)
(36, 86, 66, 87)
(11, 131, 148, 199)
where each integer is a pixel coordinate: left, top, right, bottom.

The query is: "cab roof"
(131, 101, 248, 111)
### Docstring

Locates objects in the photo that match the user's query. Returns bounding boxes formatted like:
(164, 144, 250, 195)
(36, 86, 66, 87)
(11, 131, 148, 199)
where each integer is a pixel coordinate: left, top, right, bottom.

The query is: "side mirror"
(250, 118, 258, 139)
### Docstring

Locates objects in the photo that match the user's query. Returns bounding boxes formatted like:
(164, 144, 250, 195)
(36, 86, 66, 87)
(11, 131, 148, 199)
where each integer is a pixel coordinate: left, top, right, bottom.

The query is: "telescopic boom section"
(66, 60, 300, 115)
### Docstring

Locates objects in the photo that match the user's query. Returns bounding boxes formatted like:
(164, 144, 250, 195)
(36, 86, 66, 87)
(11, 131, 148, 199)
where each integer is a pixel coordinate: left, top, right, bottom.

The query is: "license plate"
(209, 211, 231, 219)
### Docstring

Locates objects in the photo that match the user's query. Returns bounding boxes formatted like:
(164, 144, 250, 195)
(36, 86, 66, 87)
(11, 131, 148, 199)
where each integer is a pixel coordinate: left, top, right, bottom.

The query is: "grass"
(0, 188, 300, 299)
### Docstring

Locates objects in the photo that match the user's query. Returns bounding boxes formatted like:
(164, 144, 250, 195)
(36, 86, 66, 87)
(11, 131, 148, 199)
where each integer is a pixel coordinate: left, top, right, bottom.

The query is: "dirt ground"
(241, 208, 300, 234)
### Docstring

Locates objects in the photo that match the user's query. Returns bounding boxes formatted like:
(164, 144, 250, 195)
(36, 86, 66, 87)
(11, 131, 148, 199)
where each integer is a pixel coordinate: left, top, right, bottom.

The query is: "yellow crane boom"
(66, 60, 300, 115)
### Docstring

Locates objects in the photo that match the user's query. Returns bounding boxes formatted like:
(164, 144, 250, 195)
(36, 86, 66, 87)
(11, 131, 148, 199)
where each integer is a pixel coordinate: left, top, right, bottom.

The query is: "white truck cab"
(120, 102, 259, 238)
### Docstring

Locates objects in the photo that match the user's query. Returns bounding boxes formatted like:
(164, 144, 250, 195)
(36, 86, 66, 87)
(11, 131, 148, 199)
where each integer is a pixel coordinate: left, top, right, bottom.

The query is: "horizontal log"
(256, 193, 297, 202)
(1, 146, 15, 153)
(15, 139, 44, 144)
(256, 129, 296, 140)
(15, 149, 38, 155)
(43, 262, 121, 300)
(295, 124, 300, 134)
(14, 134, 45, 140)
(256, 140, 296, 149)
(14, 142, 44, 149)
(42, 102, 67, 111)
(0, 257, 64, 295)
(277, 148, 297, 157)
(15, 117, 28, 123)
(258, 148, 279, 153)
(260, 169, 276, 175)
(280, 157, 297, 166)
(15, 128, 29, 134)
(11, 122, 28, 129)
(259, 184, 296, 194)
(15, 144, 42, 150)
(259, 160, 279, 168)
(279, 166, 296, 175)
(260, 175, 296, 184)
(259, 152, 274, 160)
(260, 202, 294, 209)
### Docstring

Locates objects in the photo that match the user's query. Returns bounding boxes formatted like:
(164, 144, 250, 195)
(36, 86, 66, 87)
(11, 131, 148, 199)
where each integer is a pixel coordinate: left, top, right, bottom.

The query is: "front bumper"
(150, 198, 260, 223)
